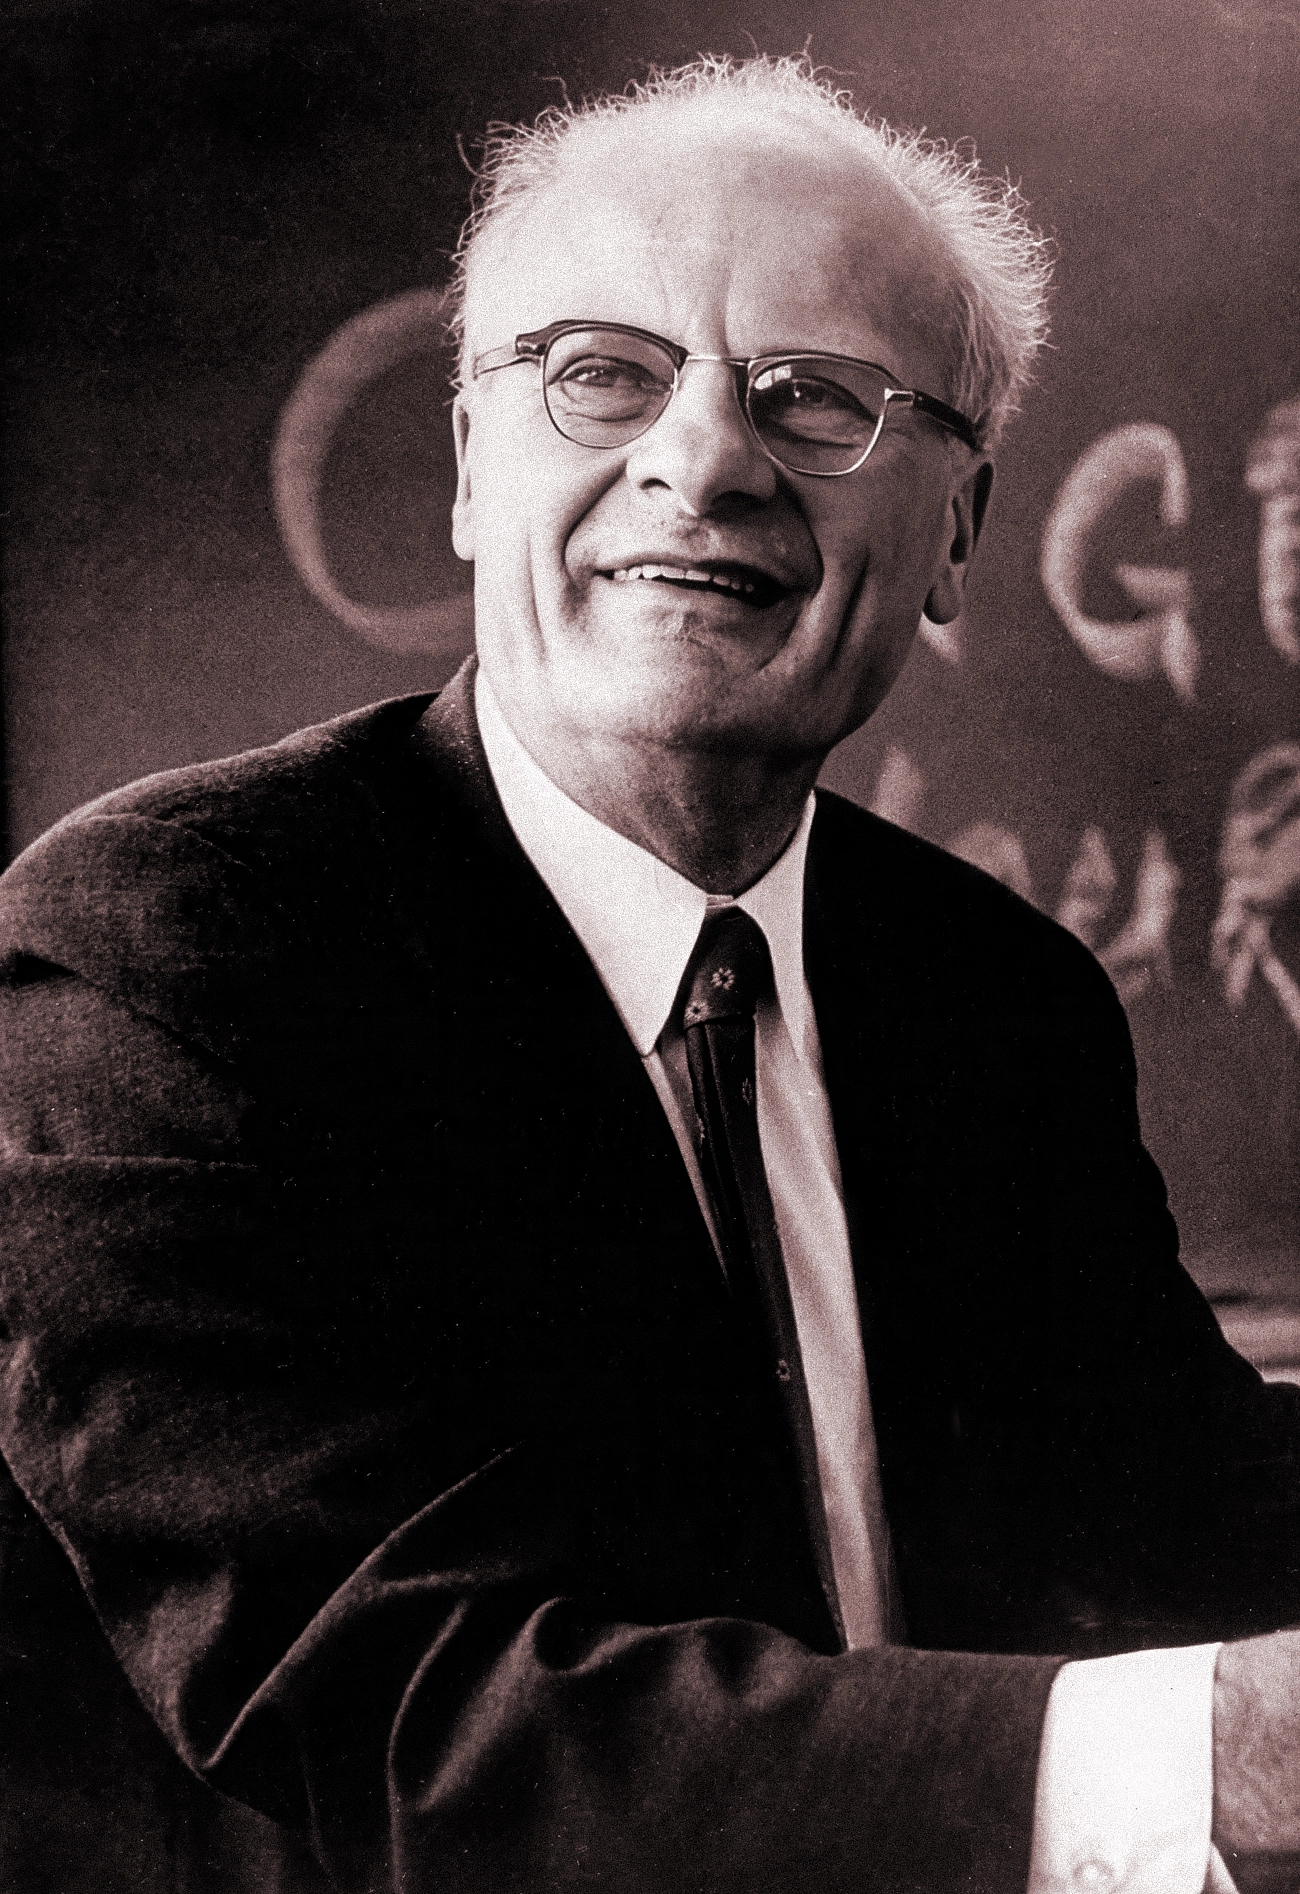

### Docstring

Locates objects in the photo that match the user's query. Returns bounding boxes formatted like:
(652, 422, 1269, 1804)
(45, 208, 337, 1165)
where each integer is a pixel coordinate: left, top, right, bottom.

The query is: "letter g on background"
(1040, 421, 1199, 703)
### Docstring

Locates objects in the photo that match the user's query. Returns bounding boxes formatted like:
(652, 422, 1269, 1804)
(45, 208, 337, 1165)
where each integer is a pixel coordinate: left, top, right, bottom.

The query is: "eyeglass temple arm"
(899, 387, 982, 452)
(471, 325, 579, 379)
(472, 342, 538, 378)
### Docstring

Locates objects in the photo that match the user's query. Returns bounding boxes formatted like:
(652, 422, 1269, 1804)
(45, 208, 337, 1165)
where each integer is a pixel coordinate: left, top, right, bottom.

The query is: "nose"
(623, 358, 779, 514)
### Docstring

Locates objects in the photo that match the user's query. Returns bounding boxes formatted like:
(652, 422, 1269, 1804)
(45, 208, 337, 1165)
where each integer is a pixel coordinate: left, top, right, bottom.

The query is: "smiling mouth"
(602, 563, 789, 609)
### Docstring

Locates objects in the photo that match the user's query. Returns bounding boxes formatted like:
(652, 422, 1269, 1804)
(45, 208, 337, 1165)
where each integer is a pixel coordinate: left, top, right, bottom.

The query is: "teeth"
(611, 565, 759, 595)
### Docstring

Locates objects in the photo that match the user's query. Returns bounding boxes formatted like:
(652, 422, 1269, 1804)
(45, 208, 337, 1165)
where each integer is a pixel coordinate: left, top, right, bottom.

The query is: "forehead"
(465, 107, 954, 392)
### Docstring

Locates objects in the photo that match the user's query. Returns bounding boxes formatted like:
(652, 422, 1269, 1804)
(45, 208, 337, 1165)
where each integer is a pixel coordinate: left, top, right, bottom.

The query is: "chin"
(564, 646, 753, 742)
(607, 684, 831, 763)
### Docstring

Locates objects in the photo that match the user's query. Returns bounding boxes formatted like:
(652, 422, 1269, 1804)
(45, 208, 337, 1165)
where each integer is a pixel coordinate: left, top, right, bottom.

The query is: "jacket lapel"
(803, 798, 988, 1640)
(384, 665, 842, 1649)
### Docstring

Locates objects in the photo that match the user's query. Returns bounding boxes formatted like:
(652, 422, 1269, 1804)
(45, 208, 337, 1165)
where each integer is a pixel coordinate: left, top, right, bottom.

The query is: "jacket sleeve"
(0, 809, 1065, 1894)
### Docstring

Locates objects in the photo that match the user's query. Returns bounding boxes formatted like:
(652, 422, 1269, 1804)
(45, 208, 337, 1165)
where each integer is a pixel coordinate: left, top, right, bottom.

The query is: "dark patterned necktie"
(679, 905, 841, 1637)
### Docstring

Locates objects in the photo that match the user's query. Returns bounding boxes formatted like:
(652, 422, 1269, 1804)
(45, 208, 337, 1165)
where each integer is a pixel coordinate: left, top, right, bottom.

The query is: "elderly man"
(1, 53, 1298, 1894)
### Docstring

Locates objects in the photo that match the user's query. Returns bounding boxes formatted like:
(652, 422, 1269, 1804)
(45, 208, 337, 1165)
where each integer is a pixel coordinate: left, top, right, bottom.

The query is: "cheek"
(469, 466, 567, 599)
(813, 466, 947, 608)
(472, 433, 615, 587)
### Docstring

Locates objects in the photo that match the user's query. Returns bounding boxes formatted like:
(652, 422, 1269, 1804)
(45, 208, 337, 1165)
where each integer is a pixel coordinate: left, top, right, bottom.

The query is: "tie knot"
(680, 906, 773, 1029)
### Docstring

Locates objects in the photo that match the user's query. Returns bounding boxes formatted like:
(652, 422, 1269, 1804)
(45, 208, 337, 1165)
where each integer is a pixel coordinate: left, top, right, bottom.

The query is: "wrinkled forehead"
(462, 105, 957, 396)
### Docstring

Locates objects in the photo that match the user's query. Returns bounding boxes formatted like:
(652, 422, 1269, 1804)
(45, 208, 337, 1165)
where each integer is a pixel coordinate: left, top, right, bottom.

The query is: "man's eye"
(753, 374, 879, 446)
(776, 377, 867, 417)
(556, 357, 665, 392)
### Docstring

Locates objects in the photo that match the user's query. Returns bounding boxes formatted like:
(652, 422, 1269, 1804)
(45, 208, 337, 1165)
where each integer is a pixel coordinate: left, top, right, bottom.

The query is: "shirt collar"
(474, 667, 815, 1058)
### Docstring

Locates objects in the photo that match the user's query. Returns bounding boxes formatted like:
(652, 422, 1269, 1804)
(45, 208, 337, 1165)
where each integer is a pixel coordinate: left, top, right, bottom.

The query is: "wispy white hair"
(449, 54, 1054, 447)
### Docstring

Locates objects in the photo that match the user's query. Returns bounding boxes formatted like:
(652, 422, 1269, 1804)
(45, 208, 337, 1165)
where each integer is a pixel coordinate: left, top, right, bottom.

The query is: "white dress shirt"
(474, 667, 1227, 1894)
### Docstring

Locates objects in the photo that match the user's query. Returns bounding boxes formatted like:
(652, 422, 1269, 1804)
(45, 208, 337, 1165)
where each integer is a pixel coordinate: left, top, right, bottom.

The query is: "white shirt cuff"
(1028, 1642, 1224, 1894)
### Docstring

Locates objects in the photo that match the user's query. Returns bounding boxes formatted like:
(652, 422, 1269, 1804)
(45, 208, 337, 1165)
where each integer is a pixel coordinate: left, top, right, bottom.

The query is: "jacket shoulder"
(47, 692, 437, 852)
(810, 788, 1124, 1022)
(0, 694, 436, 1056)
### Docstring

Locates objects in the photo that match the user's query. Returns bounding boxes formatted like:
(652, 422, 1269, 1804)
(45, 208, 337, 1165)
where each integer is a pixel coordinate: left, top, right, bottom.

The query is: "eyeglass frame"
(469, 319, 982, 476)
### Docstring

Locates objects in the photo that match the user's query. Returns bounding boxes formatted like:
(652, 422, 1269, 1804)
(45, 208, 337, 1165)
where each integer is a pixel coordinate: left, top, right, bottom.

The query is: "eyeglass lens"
(541, 328, 889, 475)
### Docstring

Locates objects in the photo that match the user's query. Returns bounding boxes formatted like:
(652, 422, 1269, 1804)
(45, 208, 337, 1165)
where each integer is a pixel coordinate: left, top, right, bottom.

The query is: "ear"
(451, 393, 475, 562)
(924, 457, 994, 625)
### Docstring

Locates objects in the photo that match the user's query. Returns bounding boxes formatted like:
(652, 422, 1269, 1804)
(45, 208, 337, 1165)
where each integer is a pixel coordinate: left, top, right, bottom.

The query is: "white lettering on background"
(868, 747, 926, 831)
(1055, 828, 1118, 949)
(1245, 397, 1300, 666)
(949, 822, 1036, 902)
(1040, 422, 1199, 703)
(1212, 742, 1300, 1037)
(1095, 831, 1182, 1001)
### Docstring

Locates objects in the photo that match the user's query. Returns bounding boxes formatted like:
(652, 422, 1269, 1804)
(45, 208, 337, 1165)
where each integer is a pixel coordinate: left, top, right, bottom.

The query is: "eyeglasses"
(470, 320, 980, 477)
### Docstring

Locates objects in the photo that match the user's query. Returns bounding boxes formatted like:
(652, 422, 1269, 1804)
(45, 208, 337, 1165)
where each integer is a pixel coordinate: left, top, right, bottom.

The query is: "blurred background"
(3, 0, 1298, 1356)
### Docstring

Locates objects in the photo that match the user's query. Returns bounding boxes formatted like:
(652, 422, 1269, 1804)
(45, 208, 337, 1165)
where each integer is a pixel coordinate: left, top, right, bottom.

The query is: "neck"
(487, 685, 822, 896)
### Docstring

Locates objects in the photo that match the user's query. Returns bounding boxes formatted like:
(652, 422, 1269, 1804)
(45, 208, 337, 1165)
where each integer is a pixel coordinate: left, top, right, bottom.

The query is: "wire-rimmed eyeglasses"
(470, 320, 981, 478)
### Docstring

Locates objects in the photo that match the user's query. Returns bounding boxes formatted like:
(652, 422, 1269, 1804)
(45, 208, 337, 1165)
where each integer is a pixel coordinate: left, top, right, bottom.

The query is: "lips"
(600, 561, 790, 610)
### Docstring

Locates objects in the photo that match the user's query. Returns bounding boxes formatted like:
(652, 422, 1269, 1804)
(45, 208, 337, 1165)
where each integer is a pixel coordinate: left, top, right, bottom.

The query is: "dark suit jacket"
(1, 662, 1298, 1894)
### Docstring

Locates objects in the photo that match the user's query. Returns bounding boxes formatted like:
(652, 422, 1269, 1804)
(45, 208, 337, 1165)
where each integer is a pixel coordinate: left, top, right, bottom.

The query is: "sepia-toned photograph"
(2, 2, 1298, 1889)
